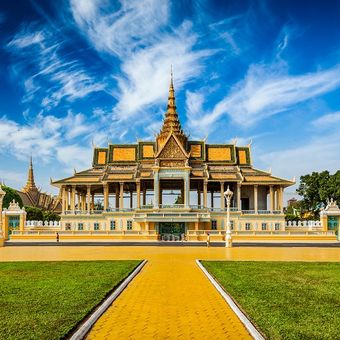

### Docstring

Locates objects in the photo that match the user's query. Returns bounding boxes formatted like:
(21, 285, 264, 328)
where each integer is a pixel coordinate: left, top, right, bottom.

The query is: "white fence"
(25, 220, 61, 227)
(285, 220, 322, 230)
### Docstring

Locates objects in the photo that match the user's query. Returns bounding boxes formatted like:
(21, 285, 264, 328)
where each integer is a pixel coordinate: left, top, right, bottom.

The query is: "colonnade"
(61, 182, 284, 214)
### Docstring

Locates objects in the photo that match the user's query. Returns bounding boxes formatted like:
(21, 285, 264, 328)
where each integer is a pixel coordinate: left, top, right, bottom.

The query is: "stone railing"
(285, 220, 322, 230)
(25, 220, 61, 227)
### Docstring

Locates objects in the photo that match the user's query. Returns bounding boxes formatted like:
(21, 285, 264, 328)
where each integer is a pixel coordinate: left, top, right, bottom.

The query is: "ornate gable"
(157, 134, 189, 159)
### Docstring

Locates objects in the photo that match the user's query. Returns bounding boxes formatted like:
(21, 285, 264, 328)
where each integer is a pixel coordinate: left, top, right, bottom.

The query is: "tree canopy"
(296, 170, 340, 217)
(1, 185, 23, 208)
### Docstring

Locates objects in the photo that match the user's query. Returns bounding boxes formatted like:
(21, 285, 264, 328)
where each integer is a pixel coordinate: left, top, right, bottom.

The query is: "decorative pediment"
(156, 133, 189, 160)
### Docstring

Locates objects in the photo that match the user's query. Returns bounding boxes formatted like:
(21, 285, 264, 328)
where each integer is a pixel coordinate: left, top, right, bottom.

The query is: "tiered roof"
(52, 71, 294, 188)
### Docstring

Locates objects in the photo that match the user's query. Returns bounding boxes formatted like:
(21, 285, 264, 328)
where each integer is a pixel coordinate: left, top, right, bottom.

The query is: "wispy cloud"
(7, 25, 105, 110)
(311, 111, 340, 128)
(259, 131, 340, 181)
(187, 62, 340, 133)
(0, 111, 95, 170)
(71, 0, 214, 120)
(71, 0, 169, 57)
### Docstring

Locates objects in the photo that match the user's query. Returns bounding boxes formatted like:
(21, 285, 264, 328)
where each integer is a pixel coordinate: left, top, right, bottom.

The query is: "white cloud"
(0, 111, 97, 172)
(311, 111, 340, 128)
(0, 170, 27, 186)
(71, 1, 214, 120)
(71, 0, 169, 57)
(7, 26, 105, 109)
(189, 63, 340, 133)
(115, 23, 213, 119)
(259, 132, 340, 181)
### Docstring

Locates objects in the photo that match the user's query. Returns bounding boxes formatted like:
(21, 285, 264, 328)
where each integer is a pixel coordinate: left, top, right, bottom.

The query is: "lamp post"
(0, 186, 5, 241)
(224, 186, 233, 248)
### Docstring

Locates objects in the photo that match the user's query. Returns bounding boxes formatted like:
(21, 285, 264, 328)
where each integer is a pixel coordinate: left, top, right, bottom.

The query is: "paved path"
(87, 254, 251, 339)
(2, 246, 339, 339)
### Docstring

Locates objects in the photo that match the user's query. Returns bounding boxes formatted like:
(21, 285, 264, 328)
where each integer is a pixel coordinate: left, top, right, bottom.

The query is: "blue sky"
(0, 0, 339, 199)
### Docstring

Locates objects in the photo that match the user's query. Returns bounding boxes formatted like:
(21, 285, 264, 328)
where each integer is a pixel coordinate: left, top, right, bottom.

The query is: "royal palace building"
(52, 75, 295, 239)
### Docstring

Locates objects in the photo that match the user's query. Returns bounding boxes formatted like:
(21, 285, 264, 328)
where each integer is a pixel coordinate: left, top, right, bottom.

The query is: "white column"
(119, 182, 124, 209)
(86, 185, 91, 214)
(220, 182, 225, 210)
(279, 186, 284, 212)
(153, 171, 159, 208)
(269, 185, 274, 212)
(136, 181, 141, 209)
(254, 185, 258, 213)
(203, 181, 208, 208)
(61, 186, 66, 214)
(103, 184, 109, 211)
(184, 172, 190, 208)
(71, 186, 76, 213)
(237, 183, 241, 211)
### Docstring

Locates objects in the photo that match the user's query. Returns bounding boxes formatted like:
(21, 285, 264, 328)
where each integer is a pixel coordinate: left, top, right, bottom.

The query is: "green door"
(8, 216, 20, 237)
(159, 222, 185, 240)
(328, 216, 339, 231)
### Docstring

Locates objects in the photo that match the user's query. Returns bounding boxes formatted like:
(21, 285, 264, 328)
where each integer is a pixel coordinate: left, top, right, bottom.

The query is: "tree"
(1, 185, 23, 208)
(25, 206, 44, 221)
(43, 211, 60, 221)
(296, 170, 340, 218)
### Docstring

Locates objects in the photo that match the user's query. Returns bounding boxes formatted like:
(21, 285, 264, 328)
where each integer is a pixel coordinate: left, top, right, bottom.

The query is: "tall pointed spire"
(157, 67, 187, 150)
(23, 156, 37, 192)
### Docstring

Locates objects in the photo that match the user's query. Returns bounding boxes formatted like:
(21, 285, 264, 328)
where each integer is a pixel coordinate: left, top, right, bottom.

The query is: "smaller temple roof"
(240, 167, 294, 186)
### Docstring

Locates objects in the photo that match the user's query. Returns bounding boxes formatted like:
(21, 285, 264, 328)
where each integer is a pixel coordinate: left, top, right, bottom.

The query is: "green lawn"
(202, 261, 340, 340)
(0, 260, 141, 340)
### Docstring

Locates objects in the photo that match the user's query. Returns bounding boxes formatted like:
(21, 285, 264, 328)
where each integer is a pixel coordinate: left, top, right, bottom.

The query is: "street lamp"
(0, 185, 5, 236)
(224, 186, 233, 248)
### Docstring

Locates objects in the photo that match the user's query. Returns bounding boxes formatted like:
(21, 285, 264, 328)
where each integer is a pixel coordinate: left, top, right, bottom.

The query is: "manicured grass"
(0, 260, 141, 339)
(202, 261, 340, 339)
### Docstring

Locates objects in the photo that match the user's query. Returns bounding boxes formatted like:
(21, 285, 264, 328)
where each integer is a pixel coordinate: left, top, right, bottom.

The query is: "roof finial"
(23, 156, 37, 192)
(170, 64, 173, 85)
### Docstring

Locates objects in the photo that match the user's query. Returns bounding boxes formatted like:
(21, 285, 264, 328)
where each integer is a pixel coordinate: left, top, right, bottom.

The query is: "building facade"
(52, 76, 294, 238)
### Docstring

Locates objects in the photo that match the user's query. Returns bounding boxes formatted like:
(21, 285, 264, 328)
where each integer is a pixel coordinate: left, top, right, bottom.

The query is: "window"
(245, 223, 251, 230)
(262, 223, 267, 230)
(127, 220, 133, 230)
(110, 220, 116, 230)
(211, 220, 217, 230)
(94, 222, 100, 230)
(78, 223, 83, 230)
(230, 220, 234, 230)
(275, 223, 280, 231)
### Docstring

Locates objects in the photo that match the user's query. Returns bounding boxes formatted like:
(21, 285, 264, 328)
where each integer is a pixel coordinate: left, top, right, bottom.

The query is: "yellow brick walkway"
(87, 255, 251, 339)
(1, 246, 339, 339)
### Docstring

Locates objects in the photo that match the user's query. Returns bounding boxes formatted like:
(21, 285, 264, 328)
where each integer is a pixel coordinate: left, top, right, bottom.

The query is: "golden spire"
(23, 156, 37, 192)
(157, 67, 187, 150)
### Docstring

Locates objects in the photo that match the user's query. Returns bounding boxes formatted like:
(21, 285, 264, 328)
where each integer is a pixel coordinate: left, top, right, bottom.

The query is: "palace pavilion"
(51, 75, 295, 239)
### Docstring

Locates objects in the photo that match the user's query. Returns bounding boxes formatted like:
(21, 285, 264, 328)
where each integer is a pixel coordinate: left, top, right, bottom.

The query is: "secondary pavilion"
(52, 73, 294, 237)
